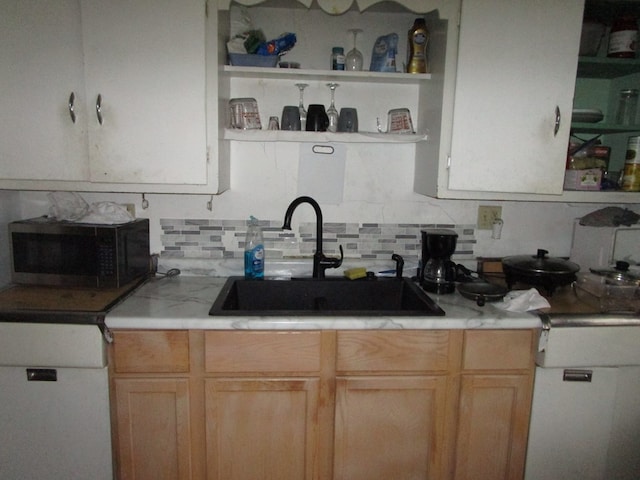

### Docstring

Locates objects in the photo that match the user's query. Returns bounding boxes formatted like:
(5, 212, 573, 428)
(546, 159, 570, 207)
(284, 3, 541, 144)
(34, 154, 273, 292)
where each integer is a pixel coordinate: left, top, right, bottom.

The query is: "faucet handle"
(320, 245, 343, 270)
(391, 253, 404, 279)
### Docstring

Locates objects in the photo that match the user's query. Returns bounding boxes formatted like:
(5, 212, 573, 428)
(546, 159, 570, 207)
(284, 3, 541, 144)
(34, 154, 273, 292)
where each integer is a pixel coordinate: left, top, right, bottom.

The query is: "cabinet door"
(447, 0, 584, 194)
(113, 378, 193, 480)
(205, 377, 320, 480)
(334, 375, 449, 480)
(454, 374, 531, 480)
(0, 0, 88, 181)
(80, 0, 207, 185)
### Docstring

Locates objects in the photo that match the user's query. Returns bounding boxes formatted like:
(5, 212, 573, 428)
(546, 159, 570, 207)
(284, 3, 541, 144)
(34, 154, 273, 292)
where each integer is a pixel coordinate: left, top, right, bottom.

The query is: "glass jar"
(608, 14, 638, 58)
(616, 89, 639, 125)
(330, 47, 345, 71)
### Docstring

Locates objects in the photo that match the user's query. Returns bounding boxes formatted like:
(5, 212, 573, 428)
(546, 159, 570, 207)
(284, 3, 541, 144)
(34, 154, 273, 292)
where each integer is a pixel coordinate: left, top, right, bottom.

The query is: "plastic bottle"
(607, 14, 638, 58)
(331, 47, 345, 70)
(407, 18, 429, 73)
(244, 216, 264, 279)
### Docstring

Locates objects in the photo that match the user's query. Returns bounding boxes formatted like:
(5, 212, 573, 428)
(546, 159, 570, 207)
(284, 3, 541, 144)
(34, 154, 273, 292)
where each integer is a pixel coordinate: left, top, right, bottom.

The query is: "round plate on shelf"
(317, 0, 353, 14)
(572, 108, 604, 123)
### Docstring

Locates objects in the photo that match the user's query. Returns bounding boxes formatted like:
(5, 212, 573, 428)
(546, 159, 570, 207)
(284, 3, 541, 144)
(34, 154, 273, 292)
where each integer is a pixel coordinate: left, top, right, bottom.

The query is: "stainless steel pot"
(502, 249, 580, 295)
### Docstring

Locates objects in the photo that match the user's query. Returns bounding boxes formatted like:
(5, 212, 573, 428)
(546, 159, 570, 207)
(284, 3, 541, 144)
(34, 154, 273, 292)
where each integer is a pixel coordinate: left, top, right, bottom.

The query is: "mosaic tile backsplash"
(160, 219, 476, 263)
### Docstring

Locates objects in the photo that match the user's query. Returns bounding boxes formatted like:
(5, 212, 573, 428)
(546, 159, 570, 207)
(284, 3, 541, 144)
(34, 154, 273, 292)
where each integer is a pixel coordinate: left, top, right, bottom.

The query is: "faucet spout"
(282, 196, 342, 278)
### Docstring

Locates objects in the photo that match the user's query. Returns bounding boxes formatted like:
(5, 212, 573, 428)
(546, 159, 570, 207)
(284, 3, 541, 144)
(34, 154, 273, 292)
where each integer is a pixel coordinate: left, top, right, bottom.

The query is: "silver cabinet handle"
(554, 105, 561, 136)
(68, 92, 76, 123)
(96, 94, 103, 125)
(563, 369, 592, 382)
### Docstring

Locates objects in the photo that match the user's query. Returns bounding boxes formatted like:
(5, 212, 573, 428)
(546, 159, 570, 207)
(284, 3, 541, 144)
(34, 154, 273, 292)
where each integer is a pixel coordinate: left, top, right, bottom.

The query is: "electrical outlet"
(477, 206, 502, 230)
(124, 203, 136, 217)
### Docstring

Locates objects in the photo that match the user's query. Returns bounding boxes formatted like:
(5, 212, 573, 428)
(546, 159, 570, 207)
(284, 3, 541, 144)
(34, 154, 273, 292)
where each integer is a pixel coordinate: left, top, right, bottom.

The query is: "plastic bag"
(48, 191, 90, 221)
(370, 33, 398, 72)
(47, 192, 134, 224)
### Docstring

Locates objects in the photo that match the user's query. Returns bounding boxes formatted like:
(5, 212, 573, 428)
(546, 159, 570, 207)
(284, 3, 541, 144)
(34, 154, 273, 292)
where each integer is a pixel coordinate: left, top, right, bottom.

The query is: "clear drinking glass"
(295, 83, 308, 130)
(345, 29, 364, 71)
(326, 83, 339, 132)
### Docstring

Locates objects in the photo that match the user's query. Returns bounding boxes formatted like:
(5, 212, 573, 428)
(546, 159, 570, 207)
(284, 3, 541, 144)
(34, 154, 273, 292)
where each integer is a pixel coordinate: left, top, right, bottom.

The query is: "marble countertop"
(105, 276, 541, 330)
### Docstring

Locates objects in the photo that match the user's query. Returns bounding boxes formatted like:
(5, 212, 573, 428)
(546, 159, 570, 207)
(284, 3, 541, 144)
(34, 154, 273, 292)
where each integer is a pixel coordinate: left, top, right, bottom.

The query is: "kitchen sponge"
(343, 267, 367, 280)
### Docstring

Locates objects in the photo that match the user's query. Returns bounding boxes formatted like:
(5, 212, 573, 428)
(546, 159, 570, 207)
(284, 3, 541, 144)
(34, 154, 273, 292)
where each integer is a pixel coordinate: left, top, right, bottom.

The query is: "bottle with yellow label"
(407, 18, 429, 74)
(622, 136, 640, 191)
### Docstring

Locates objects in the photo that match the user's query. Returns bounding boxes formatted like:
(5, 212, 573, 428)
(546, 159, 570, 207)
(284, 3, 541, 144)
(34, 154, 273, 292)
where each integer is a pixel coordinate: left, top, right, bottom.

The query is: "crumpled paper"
(494, 288, 550, 312)
(48, 192, 134, 224)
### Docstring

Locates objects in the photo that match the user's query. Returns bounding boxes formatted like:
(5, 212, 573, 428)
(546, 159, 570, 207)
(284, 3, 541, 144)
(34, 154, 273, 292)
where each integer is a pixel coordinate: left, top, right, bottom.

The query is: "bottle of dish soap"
(407, 18, 429, 74)
(244, 216, 264, 279)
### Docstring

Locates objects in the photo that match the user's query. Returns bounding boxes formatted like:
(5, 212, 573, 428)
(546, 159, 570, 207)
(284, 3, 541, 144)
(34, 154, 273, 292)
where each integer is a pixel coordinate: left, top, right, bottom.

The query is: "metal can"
(621, 135, 640, 191)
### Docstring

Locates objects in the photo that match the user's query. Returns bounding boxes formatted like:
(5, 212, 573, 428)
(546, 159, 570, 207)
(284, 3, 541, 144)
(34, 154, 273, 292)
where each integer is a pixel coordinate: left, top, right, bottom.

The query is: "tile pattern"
(160, 219, 476, 262)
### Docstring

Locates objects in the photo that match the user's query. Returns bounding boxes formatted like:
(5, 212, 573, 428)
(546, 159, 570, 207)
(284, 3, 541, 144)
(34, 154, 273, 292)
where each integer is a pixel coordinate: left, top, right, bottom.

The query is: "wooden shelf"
(577, 56, 640, 79)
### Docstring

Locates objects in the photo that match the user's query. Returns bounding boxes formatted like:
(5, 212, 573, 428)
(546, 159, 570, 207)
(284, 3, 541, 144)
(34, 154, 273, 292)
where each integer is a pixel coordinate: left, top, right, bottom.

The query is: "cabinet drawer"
(463, 330, 534, 371)
(112, 330, 190, 373)
(205, 331, 322, 373)
(337, 330, 452, 372)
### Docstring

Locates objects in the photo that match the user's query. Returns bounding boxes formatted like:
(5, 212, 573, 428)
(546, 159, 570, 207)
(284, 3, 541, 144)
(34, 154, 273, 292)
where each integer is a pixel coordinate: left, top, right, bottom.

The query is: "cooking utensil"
(457, 281, 508, 306)
(502, 249, 580, 295)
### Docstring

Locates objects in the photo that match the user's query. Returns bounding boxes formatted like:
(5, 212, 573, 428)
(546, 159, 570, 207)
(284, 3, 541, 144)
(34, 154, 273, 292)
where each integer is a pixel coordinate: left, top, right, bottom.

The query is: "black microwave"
(9, 217, 150, 288)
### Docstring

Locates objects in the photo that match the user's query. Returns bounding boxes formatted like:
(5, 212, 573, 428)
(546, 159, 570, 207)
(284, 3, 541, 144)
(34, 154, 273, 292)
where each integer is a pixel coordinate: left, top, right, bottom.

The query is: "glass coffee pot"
(420, 229, 458, 294)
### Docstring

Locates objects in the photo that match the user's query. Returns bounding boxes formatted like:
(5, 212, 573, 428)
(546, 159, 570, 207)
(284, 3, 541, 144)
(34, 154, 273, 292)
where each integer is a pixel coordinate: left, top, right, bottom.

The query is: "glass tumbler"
(616, 89, 638, 125)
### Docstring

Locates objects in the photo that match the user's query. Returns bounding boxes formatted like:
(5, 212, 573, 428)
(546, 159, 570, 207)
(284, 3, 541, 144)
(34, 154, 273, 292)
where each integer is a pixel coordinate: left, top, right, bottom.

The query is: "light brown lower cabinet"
(108, 328, 536, 480)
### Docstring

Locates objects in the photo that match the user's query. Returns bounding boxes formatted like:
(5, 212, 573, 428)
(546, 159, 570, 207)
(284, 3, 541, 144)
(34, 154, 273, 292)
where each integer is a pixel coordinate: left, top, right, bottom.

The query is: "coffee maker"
(421, 229, 458, 294)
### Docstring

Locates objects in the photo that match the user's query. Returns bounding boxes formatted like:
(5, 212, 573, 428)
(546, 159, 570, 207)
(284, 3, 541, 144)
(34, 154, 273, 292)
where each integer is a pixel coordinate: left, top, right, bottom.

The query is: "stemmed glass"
(326, 83, 339, 132)
(345, 29, 364, 71)
(295, 83, 308, 130)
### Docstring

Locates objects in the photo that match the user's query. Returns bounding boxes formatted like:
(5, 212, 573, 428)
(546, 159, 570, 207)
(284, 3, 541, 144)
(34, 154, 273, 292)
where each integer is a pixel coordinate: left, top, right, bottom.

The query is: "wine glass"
(345, 29, 364, 71)
(295, 83, 308, 130)
(326, 83, 339, 132)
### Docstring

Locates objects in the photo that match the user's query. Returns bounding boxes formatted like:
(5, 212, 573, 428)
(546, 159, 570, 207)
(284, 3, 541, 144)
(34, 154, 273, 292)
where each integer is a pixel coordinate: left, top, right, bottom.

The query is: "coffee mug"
(306, 104, 329, 132)
(281, 106, 301, 131)
(338, 107, 358, 133)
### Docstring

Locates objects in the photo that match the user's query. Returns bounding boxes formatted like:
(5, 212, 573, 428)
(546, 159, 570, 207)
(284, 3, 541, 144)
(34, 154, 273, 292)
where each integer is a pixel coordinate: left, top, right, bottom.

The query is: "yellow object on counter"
(344, 267, 367, 280)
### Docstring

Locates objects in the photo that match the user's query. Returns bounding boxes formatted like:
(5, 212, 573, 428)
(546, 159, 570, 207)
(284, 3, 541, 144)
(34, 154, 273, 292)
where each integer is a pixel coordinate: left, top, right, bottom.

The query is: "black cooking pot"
(502, 249, 580, 295)
(457, 281, 508, 306)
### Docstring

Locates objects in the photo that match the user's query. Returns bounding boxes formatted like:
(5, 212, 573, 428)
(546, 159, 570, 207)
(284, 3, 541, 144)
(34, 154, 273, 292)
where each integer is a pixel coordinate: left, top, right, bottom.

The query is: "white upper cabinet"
(0, 0, 88, 182)
(0, 0, 227, 194)
(450, 0, 583, 194)
(80, 0, 207, 186)
(415, 0, 586, 199)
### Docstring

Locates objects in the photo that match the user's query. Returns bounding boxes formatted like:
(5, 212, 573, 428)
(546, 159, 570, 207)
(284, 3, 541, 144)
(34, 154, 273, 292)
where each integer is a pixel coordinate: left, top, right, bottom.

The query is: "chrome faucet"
(282, 196, 343, 279)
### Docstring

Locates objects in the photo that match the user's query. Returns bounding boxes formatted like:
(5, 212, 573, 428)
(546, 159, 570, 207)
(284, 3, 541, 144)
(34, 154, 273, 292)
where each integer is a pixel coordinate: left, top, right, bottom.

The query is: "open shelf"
(223, 128, 428, 143)
(577, 56, 640, 79)
(222, 65, 431, 84)
(571, 122, 640, 134)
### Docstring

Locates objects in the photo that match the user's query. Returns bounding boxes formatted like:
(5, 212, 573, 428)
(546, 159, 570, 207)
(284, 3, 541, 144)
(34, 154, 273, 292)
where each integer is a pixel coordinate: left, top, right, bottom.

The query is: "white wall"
(12, 143, 628, 263)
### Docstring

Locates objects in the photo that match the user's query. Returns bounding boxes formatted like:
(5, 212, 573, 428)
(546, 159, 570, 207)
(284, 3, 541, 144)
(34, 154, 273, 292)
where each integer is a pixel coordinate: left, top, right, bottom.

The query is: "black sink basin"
(209, 276, 445, 316)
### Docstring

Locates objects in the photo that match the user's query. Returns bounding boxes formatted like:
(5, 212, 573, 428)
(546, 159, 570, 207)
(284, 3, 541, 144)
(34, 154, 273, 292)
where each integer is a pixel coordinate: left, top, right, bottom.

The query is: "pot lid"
(502, 249, 580, 275)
